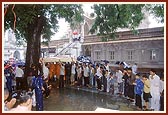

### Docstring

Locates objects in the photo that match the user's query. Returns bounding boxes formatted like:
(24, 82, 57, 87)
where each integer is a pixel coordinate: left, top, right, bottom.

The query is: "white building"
(4, 29, 26, 61)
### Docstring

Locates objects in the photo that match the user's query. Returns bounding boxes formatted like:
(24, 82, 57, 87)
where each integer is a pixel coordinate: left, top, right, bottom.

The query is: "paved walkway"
(66, 85, 137, 110)
(41, 82, 140, 111)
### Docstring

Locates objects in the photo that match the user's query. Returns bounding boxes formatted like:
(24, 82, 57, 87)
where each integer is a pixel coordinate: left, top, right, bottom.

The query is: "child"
(108, 72, 115, 95)
(43, 78, 52, 98)
(133, 74, 144, 110)
(142, 75, 151, 111)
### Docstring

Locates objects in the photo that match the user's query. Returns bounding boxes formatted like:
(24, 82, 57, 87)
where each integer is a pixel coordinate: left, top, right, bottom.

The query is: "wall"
(82, 27, 164, 70)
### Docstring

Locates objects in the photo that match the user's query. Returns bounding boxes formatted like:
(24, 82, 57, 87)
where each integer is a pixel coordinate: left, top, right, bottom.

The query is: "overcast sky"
(51, 4, 164, 40)
(51, 4, 94, 40)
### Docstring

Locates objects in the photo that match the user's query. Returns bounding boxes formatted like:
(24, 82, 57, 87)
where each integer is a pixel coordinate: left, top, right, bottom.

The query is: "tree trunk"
(24, 16, 44, 89)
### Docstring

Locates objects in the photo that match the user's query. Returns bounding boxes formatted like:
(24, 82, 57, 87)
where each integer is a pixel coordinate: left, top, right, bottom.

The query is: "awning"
(42, 56, 76, 63)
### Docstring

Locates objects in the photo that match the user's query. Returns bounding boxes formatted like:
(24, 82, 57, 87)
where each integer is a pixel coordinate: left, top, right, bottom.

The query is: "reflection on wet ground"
(43, 86, 135, 111)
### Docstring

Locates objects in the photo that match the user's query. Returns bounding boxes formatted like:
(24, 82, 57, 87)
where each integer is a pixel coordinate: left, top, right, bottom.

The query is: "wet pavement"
(41, 83, 137, 111)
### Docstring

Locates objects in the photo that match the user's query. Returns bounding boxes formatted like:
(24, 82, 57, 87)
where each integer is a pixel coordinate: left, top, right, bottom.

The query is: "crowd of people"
(4, 59, 164, 111)
(4, 59, 51, 111)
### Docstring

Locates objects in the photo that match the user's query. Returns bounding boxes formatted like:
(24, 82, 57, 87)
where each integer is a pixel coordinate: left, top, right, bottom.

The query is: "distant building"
(4, 29, 26, 61)
(41, 39, 69, 57)
(41, 37, 82, 58)
(81, 27, 164, 72)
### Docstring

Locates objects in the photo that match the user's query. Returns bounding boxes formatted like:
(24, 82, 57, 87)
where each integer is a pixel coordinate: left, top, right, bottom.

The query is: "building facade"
(82, 27, 164, 70)
(4, 29, 26, 61)
(41, 38, 82, 58)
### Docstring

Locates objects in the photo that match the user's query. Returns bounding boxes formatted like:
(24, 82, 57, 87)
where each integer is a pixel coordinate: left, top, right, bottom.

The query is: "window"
(109, 51, 115, 60)
(128, 50, 133, 60)
(150, 50, 156, 60)
(95, 51, 100, 60)
(85, 47, 91, 56)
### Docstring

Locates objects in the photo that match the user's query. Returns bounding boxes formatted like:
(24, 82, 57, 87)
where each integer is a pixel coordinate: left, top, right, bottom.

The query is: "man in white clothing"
(15, 65, 24, 90)
(71, 62, 76, 85)
(42, 62, 49, 80)
(116, 68, 123, 95)
(59, 62, 65, 88)
(132, 63, 138, 75)
(105, 63, 110, 72)
(149, 69, 160, 111)
(83, 63, 89, 87)
(95, 65, 103, 90)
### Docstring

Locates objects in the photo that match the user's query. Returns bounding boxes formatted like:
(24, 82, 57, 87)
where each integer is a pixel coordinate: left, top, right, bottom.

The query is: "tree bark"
(24, 16, 44, 89)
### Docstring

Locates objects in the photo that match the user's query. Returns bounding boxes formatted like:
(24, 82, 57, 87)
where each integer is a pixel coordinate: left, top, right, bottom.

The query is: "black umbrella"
(101, 60, 109, 63)
(115, 61, 121, 65)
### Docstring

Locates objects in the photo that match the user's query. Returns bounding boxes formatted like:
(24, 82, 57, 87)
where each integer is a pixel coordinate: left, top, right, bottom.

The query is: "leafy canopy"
(4, 4, 84, 45)
(146, 4, 164, 23)
(89, 4, 164, 39)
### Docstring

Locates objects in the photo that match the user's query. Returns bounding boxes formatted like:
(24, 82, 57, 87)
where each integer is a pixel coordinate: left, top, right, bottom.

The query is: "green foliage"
(89, 4, 164, 40)
(69, 5, 84, 31)
(4, 4, 84, 45)
(145, 4, 164, 23)
(5, 5, 38, 39)
(90, 4, 145, 38)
